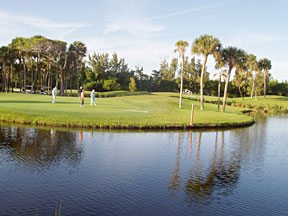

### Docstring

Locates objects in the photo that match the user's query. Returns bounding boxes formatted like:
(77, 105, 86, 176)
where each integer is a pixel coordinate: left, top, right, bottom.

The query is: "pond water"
(0, 115, 288, 215)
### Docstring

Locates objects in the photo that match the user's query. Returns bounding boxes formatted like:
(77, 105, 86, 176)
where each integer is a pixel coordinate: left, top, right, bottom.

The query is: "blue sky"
(0, 0, 287, 80)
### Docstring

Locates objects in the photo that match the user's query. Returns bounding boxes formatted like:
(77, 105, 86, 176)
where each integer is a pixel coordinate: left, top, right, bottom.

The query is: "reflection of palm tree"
(0, 126, 83, 171)
(231, 114, 268, 173)
(168, 132, 181, 197)
(184, 131, 241, 204)
(188, 131, 192, 158)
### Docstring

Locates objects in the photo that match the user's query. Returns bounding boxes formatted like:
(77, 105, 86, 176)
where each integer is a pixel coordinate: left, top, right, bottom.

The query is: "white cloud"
(0, 9, 89, 39)
(146, 4, 222, 22)
(103, 17, 166, 38)
(103, 2, 225, 38)
(224, 32, 287, 48)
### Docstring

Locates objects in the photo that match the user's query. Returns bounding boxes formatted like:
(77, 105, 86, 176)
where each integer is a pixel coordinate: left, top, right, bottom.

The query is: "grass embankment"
(184, 95, 288, 113)
(0, 92, 253, 129)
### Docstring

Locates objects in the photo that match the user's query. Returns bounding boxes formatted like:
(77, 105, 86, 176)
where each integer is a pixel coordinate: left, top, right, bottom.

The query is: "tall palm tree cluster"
(176, 35, 272, 112)
(0, 35, 87, 96)
(0, 34, 272, 111)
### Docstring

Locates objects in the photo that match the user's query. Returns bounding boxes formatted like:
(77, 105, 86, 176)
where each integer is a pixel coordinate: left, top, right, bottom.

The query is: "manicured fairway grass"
(0, 92, 253, 129)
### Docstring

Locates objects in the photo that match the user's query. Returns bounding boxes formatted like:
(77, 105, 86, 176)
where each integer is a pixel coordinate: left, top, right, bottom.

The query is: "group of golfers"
(51, 86, 96, 107)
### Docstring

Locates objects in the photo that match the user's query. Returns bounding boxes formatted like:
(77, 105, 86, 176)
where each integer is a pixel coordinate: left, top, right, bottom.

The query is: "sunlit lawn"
(192, 95, 288, 110)
(0, 92, 253, 128)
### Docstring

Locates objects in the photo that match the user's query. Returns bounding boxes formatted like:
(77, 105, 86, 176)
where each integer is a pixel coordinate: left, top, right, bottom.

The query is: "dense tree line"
(0, 35, 160, 94)
(0, 35, 86, 96)
(1, 34, 284, 104)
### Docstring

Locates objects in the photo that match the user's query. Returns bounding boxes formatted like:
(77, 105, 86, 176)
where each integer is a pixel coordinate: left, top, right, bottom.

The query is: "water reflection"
(185, 131, 241, 205)
(168, 132, 181, 196)
(0, 126, 83, 171)
(0, 115, 287, 215)
(167, 114, 275, 206)
(168, 130, 242, 205)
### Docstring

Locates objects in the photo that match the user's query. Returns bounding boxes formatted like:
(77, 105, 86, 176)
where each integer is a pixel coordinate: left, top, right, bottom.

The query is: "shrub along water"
(184, 95, 288, 113)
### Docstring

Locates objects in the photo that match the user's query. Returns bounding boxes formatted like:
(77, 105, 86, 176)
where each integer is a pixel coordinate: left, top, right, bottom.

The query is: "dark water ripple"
(1, 115, 288, 215)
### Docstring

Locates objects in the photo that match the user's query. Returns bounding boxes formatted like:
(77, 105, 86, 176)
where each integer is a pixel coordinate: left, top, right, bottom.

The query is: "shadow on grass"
(268, 97, 288, 102)
(0, 100, 79, 104)
(170, 95, 201, 102)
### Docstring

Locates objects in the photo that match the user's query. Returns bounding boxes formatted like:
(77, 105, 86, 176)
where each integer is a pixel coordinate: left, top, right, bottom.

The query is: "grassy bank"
(0, 92, 253, 129)
(184, 95, 288, 112)
(227, 96, 288, 112)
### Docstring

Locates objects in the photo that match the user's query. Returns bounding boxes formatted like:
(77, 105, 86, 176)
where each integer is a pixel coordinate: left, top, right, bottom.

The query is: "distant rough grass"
(192, 95, 288, 112)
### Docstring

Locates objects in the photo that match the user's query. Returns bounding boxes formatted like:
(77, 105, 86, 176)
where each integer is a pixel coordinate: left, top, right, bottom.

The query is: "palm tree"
(218, 47, 246, 112)
(213, 69, 226, 110)
(175, 40, 188, 109)
(11, 37, 29, 91)
(0, 46, 9, 92)
(246, 54, 258, 98)
(258, 58, 272, 99)
(192, 35, 221, 110)
(30, 35, 48, 91)
(232, 67, 248, 99)
(69, 41, 87, 91)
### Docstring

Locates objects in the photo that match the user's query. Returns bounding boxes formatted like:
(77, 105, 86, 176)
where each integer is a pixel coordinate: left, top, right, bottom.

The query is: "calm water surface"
(0, 115, 288, 215)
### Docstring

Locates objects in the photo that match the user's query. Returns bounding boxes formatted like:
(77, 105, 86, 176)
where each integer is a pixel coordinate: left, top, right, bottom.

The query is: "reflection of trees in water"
(168, 132, 181, 197)
(0, 126, 83, 171)
(185, 131, 241, 205)
(231, 114, 268, 175)
(169, 131, 241, 205)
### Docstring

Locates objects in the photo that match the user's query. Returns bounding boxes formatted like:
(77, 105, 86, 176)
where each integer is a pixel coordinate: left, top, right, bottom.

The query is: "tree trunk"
(34, 62, 38, 92)
(70, 72, 73, 95)
(200, 55, 208, 111)
(60, 71, 64, 96)
(65, 76, 68, 94)
(48, 73, 51, 94)
(222, 67, 232, 112)
(217, 73, 221, 110)
(1, 63, 7, 92)
(7, 64, 11, 92)
(56, 69, 59, 90)
(76, 60, 79, 91)
(37, 53, 40, 90)
(251, 71, 255, 98)
(23, 58, 26, 91)
(10, 63, 13, 92)
(179, 54, 184, 109)
(239, 86, 243, 98)
(47, 64, 51, 94)
(19, 57, 23, 90)
(30, 58, 33, 92)
(255, 89, 258, 101)
(264, 70, 267, 99)
(44, 71, 49, 89)
(40, 72, 43, 90)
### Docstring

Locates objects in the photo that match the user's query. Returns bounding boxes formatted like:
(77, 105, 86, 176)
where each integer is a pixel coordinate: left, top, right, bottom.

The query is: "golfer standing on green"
(80, 89, 85, 108)
(52, 86, 57, 104)
(90, 89, 96, 105)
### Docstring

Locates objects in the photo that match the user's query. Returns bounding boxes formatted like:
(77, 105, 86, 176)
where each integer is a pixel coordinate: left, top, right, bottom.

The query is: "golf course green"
(0, 92, 254, 129)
